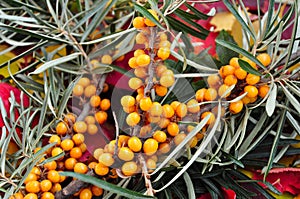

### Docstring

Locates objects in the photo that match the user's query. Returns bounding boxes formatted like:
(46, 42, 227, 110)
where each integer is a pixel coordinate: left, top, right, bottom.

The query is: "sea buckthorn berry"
(167, 122, 179, 136)
(174, 133, 187, 146)
(162, 69, 174, 76)
(189, 136, 198, 148)
(258, 85, 270, 98)
(159, 40, 171, 48)
(41, 192, 54, 199)
(204, 88, 218, 101)
(95, 111, 108, 124)
(84, 85, 97, 98)
(64, 113, 76, 125)
(219, 65, 235, 78)
(249, 96, 257, 103)
(50, 183, 61, 193)
(93, 148, 104, 160)
(24, 173, 38, 184)
(101, 55, 112, 64)
(49, 135, 61, 146)
(128, 136, 142, 152)
(148, 115, 160, 123)
(196, 88, 207, 102)
(143, 138, 158, 156)
(162, 104, 175, 118)
(47, 170, 60, 183)
(136, 54, 151, 67)
(72, 133, 85, 145)
(126, 112, 141, 126)
(94, 163, 109, 176)
(153, 130, 167, 142)
(144, 9, 158, 27)
(133, 16, 145, 29)
(140, 125, 152, 137)
(100, 99, 110, 111)
(187, 99, 200, 113)
(211, 106, 226, 117)
(70, 147, 83, 159)
(44, 161, 57, 171)
(234, 68, 247, 80)
(77, 77, 91, 88)
(73, 84, 84, 96)
(134, 67, 148, 78)
(103, 83, 109, 93)
(30, 166, 41, 176)
(73, 121, 87, 133)
(128, 77, 143, 90)
(65, 157, 77, 170)
(90, 95, 101, 107)
(79, 143, 87, 153)
(51, 147, 63, 158)
(229, 57, 240, 68)
(84, 115, 95, 124)
(87, 124, 98, 135)
(149, 102, 163, 116)
(196, 132, 205, 140)
(170, 101, 180, 110)
(134, 49, 145, 57)
(156, 64, 167, 77)
(135, 32, 147, 44)
(224, 74, 238, 86)
(159, 33, 168, 41)
(246, 74, 260, 85)
(128, 57, 138, 69)
(158, 142, 171, 153)
(175, 103, 188, 118)
(10, 192, 23, 199)
(74, 162, 88, 174)
(157, 47, 170, 60)
(24, 193, 38, 199)
(122, 161, 138, 176)
(146, 158, 156, 171)
(118, 147, 134, 161)
(88, 162, 97, 169)
(207, 74, 221, 88)
(241, 57, 257, 69)
(40, 179, 52, 192)
(201, 112, 215, 125)
(241, 95, 251, 104)
(229, 100, 244, 114)
(218, 84, 230, 98)
(244, 85, 258, 98)
(80, 188, 92, 199)
(123, 106, 136, 113)
(118, 135, 130, 146)
(155, 85, 168, 96)
(257, 53, 271, 66)
(61, 139, 74, 151)
(91, 186, 103, 196)
(160, 75, 175, 88)
(187, 125, 195, 133)
(121, 95, 136, 107)
(56, 122, 68, 135)
(136, 93, 145, 103)
(139, 97, 152, 111)
(98, 153, 114, 167)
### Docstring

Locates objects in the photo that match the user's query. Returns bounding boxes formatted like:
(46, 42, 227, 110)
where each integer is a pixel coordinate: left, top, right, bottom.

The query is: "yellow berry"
(98, 153, 114, 167)
(128, 77, 143, 90)
(187, 99, 200, 113)
(143, 138, 158, 156)
(256, 53, 271, 67)
(118, 147, 134, 161)
(133, 17, 145, 29)
(136, 54, 151, 67)
(121, 161, 138, 176)
(246, 74, 260, 85)
(157, 47, 170, 60)
(128, 136, 142, 152)
(101, 55, 112, 64)
(126, 112, 141, 126)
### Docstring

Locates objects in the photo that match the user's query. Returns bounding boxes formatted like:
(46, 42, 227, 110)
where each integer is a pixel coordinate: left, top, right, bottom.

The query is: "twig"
(138, 154, 155, 196)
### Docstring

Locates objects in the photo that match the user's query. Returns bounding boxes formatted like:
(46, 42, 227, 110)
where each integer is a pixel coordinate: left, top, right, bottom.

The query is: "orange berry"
(123, 106, 136, 113)
(118, 147, 134, 161)
(100, 99, 110, 111)
(80, 188, 92, 199)
(149, 102, 163, 117)
(207, 74, 221, 88)
(143, 138, 158, 156)
(128, 136, 142, 152)
(146, 158, 156, 171)
(84, 115, 95, 124)
(101, 55, 112, 65)
(94, 111, 108, 124)
(72, 133, 85, 145)
(77, 77, 91, 88)
(73, 121, 87, 133)
(73, 84, 84, 96)
(90, 95, 101, 107)
(91, 186, 103, 196)
(158, 142, 171, 153)
(201, 112, 215, 125)
(134, 67, 148, 78)
(40, 179, 52, 192)
(153, 130, 167, 142)
(128, 57, 138, 69)
(234, 68, 247, 80)
(98, 153, 114, 167)
(74, 162, 88, 174)
(47, 170, 60, 183)
(162, 104, 175, 118)
(196, 88, 207, 102)
(189, 136, 198, 148)
(63, 113, 76, 125)
(126, 112, 141, 126)
(88, 161, 97, 169)
(103, 83, 109, 93)
(41, 192, 54, 199)
(155, 85, 168, 96)
(121, 95, 136, 107)
(65, 157, 77, 170)
(246, 74, 260, 85)
(167, 122, 179, 136)
(136, 54, 151, 67)
(241, 57, 257, 69)
(134, 49, 145, 57)
(61, 139, 74, 151)
(170, 101, 180, 110)
(218, 84, 230, 98)
(256, 53, 271, 67)
(70, 147, 83, 159)
(24, 173, 38, 184)
(219, 65, 235, 78)
(187, 99, 200, 113)
(133, 16, 145, 29)
(118, 135, 130, 146)
(204, 88, 218, 101)
(249, 96, 257, 103)
(94, 163, 109, 176)
(44, 161, 57, 171)
(258, 85, 270, 98)
(93, 148, 104, 160)
(10, 192, 24, 199)
(84, 85, 97, 98)
(244, 85, 258, 98)
(147, 115, 160, 123)
(51, 147, 63, 158)
(224, 74, 238, 86)
(139, 97, 152, 111)
(241, 95, 251, 105)
(160, 75, 174, 88)
(79, 143, 87, 153)
(156, 64, 167, 77)
(135, 32, 147, 44)
(121, 161, 138, 176)
(30, 166, 41, 176)
(24, 193, 38, 199)
(229, 100, 244, 114)
(128, 77, 143, 90)
(229, 57, 240, 68)
(87, 124, 98, 135)
(175, 103, 187, 118)
(50, 183, 61, 193)
(174, 133, 187, 145)
(157, 47, 170, 60)
(144, 9, 158, 27)
(56, 122, 68, 135)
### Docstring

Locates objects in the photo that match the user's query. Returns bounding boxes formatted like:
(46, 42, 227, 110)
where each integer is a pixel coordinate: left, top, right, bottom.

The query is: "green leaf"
(216, 30, 239, 64)
(183, 172, 196, 199)
(184, 3, 209, 20)
(238, 59, 262, 76)
(60, 172, 155, 199)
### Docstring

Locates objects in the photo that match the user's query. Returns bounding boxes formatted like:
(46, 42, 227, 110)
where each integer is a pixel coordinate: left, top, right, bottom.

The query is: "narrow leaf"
(134, 3, 164, 30)
(238, 59, 262, 76)
(216, 30, 239, 64)
(266, 84, 277, 116)
(280, 82, 300, 114)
